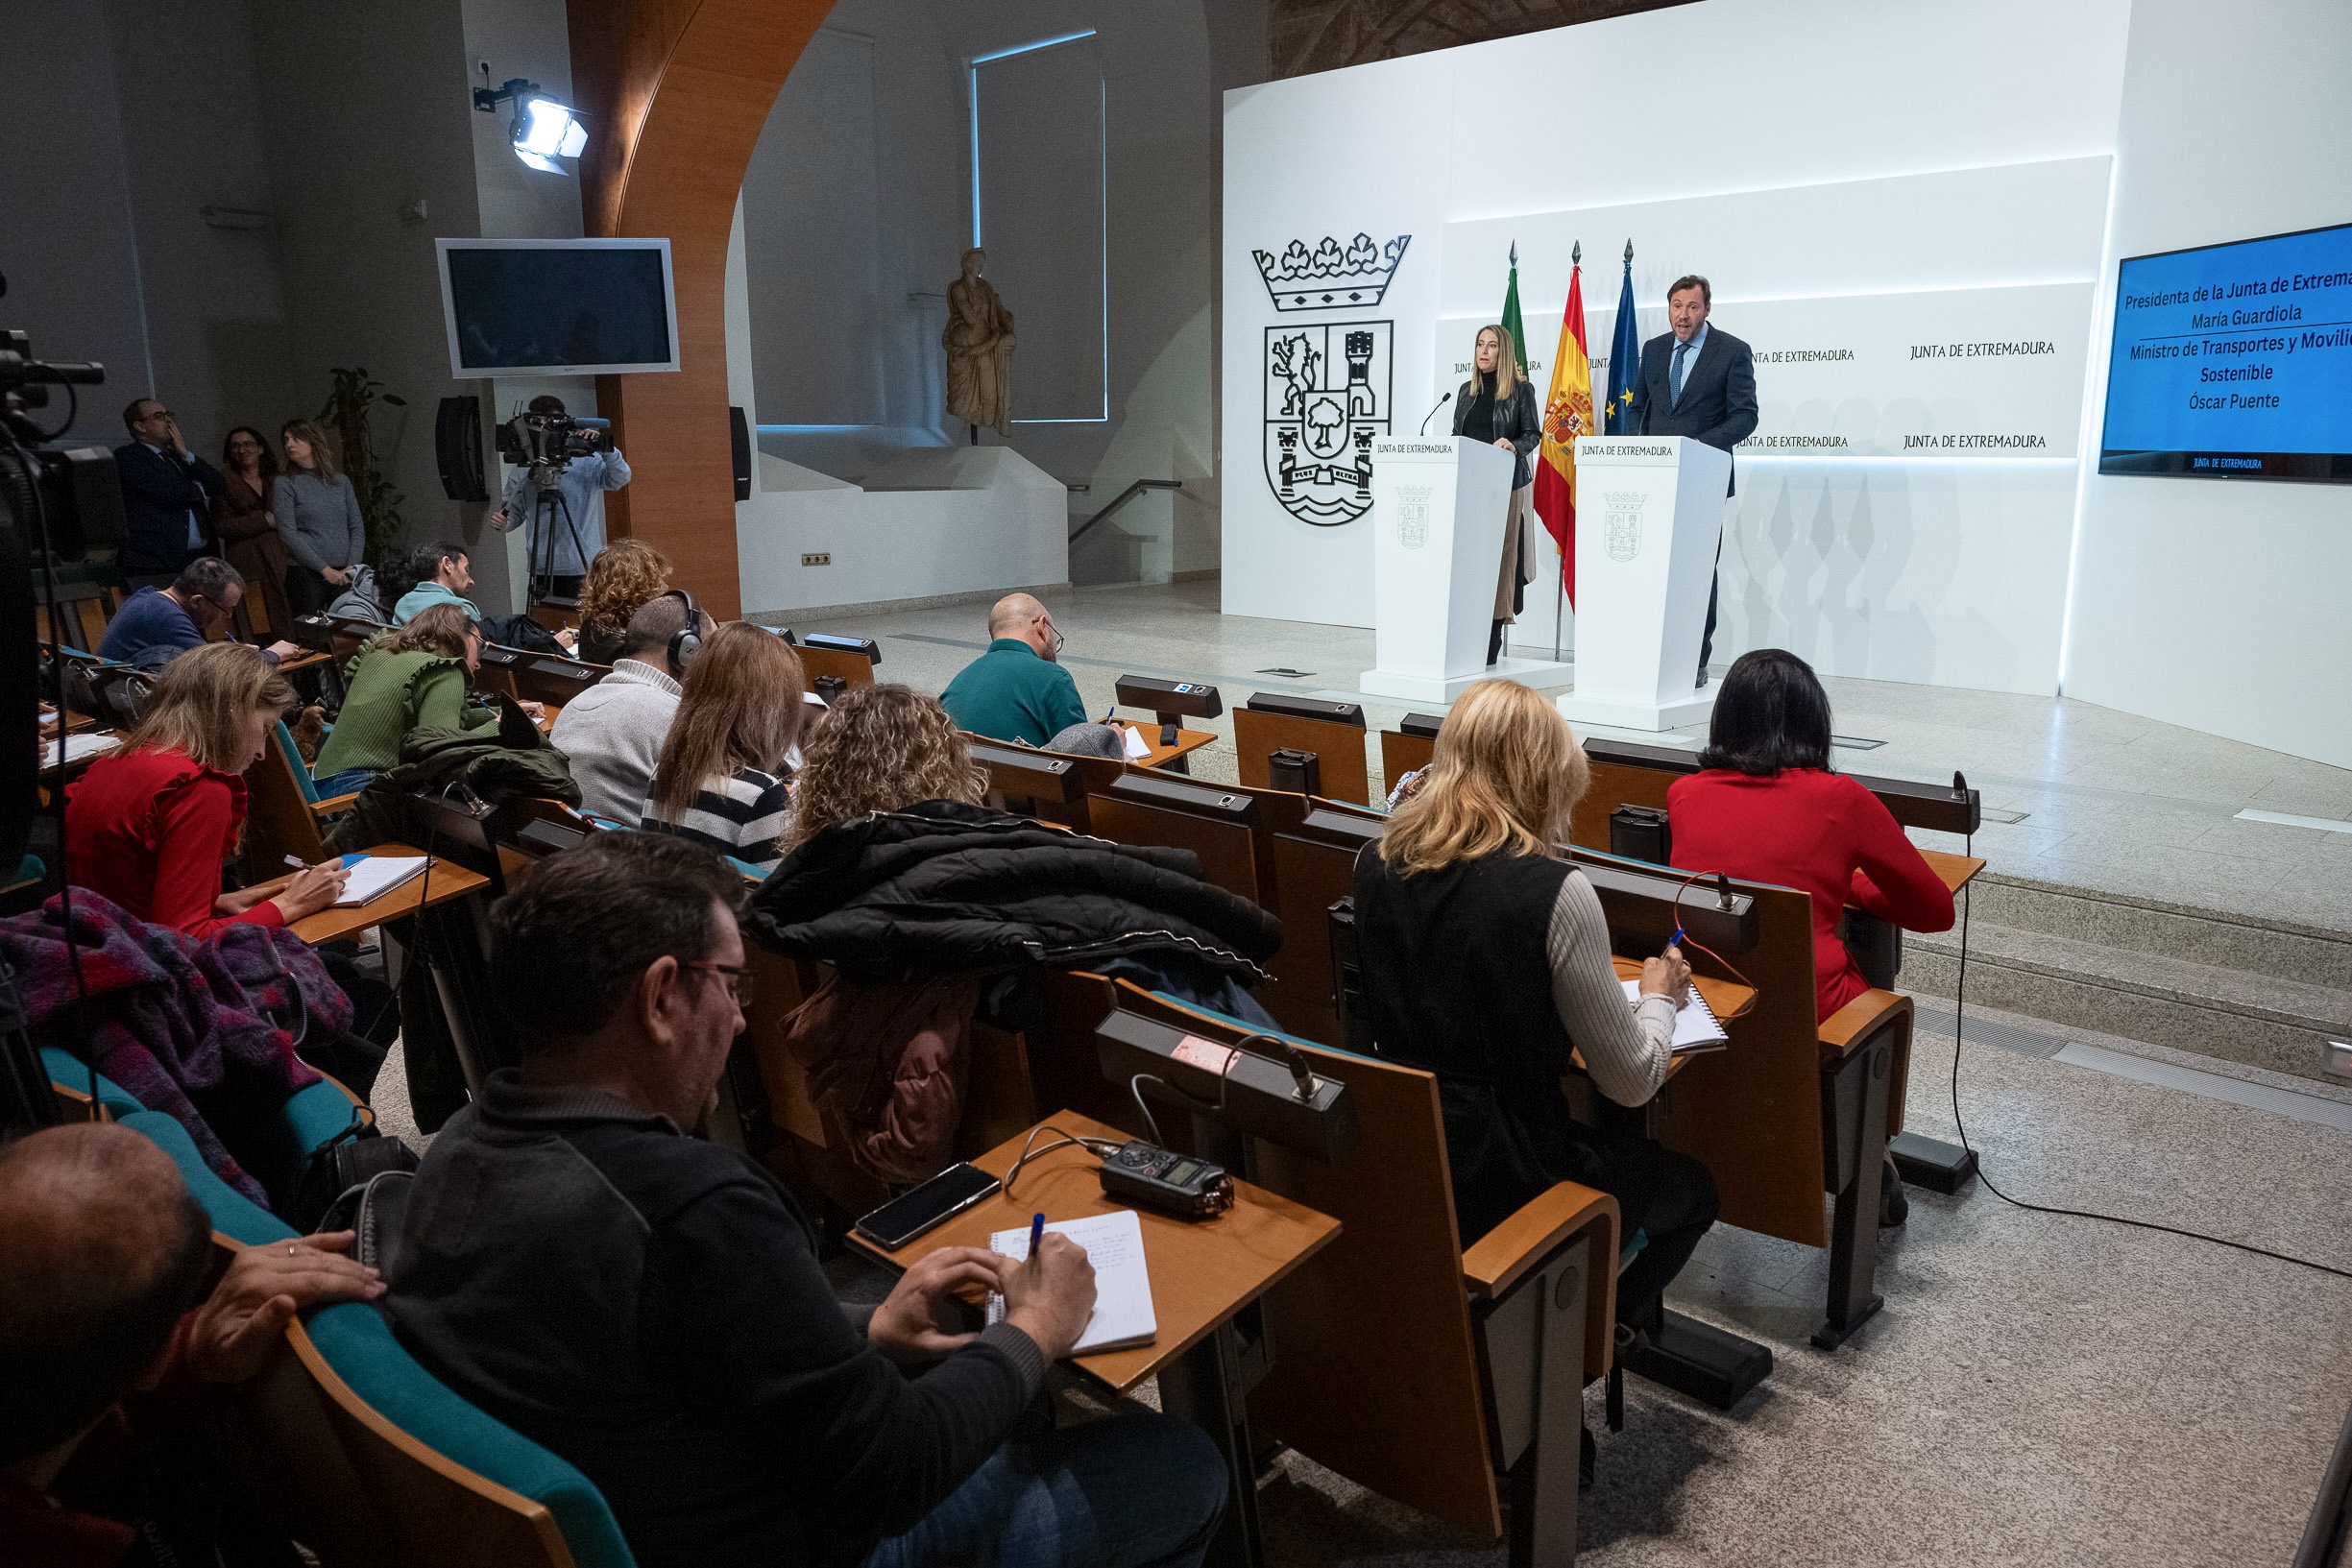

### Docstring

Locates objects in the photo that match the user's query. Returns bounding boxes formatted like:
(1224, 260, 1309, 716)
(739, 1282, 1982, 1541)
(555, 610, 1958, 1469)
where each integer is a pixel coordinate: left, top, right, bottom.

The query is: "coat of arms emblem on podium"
(1256, 232, 1408, 528)
(1604, 492, 1644, 562)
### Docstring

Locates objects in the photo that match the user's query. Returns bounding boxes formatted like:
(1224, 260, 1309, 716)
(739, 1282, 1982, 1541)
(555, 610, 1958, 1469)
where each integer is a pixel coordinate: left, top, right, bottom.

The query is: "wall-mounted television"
(436, 237, 680, 378)
(2098, 221, 2352, 482)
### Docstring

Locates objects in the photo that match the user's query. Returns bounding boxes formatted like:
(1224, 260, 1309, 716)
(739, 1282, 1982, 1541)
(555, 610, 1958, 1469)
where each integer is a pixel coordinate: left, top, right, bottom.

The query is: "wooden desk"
(1113, 721, 1218, 773)
(1607, 957, 1755, 1022)
(1922, 848, 1987, 894)
(859, 1110, 1340, 1568)
(271, 649, 333, 676)
(287, 845, 490, 946)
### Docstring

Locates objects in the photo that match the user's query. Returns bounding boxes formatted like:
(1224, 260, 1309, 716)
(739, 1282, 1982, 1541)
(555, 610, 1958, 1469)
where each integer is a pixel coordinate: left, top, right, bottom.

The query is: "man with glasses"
(939, 591, 1090, 748)
(114, 398, 224, 581)
(96, 556, 302, 670)
(384, 832, 1227, 1568)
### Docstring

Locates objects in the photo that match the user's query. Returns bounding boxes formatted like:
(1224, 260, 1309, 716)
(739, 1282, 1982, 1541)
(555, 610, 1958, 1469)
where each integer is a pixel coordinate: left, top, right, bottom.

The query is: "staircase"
(1903, 872, 2352, 1086)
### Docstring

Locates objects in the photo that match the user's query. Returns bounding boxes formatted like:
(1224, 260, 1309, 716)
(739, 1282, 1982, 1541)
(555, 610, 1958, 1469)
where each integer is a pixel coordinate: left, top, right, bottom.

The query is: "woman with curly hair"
(779, 684, 986, 854)
(573, 539, 671, 666)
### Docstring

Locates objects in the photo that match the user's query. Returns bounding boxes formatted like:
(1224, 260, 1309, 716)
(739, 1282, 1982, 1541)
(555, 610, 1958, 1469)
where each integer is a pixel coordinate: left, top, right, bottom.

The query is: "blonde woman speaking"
(1452, 325, 1544, 665)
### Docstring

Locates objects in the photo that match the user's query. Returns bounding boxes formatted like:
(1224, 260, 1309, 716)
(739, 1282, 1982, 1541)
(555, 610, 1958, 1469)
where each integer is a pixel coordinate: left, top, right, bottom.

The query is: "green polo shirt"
(939, 638, 1088, 747)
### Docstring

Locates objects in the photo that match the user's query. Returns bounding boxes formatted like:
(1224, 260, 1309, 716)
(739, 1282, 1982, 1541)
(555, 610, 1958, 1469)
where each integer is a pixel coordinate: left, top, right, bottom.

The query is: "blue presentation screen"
(2099, 222, 2352, 482)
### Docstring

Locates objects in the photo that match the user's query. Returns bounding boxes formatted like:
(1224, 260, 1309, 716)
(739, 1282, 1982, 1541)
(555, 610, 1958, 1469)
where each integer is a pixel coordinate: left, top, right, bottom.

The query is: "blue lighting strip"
(970, 30, 1109, 424)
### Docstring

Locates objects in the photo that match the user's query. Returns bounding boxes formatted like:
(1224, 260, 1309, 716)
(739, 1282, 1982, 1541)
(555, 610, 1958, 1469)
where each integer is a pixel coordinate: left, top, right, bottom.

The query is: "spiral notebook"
(1623, 979, 1730, 1053)
(983, 1210, 1158, 1355)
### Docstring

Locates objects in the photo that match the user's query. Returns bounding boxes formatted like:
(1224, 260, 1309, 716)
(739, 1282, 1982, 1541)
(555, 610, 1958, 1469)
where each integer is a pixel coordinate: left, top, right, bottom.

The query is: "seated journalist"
(550, 592, 711, 824)
(381, 831, 1228, 1568)
(0, 1123, 383, 1562)
(939, 592, 1094, 749)
(97, 556, 300, 670)
(1666, 648, 1954, 1023)
(1350, 679, 1717, 1333)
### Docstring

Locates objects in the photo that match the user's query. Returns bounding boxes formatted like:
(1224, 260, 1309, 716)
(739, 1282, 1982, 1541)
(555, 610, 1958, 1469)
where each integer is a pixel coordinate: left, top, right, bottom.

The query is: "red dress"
(1666, 767, 1953, 1022)
(63, 748, 285, 940)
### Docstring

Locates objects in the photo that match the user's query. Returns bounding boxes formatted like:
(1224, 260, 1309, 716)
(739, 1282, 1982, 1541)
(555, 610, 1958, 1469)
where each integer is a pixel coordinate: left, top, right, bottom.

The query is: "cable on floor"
(1943, 861, 2352, 1282)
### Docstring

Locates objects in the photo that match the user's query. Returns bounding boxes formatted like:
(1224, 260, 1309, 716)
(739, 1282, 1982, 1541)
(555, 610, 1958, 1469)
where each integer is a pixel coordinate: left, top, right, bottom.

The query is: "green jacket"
(313, 645, 497, 780)
(939, 639, 1087, 747)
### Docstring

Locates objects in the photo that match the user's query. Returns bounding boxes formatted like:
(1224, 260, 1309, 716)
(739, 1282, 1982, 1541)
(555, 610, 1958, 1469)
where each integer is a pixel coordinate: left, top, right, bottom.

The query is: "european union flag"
(1605, 251, 1640, 435)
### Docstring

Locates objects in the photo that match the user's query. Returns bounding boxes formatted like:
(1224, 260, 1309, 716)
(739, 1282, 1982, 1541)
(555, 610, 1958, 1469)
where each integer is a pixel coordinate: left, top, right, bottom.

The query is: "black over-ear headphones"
(662, 589, 705, 676)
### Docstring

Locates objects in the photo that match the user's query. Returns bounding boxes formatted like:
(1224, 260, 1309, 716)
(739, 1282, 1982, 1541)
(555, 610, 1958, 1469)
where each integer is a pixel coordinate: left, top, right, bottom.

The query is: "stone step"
(1903, 915, 2352, 1085)
(1955, 870, 2352, 990)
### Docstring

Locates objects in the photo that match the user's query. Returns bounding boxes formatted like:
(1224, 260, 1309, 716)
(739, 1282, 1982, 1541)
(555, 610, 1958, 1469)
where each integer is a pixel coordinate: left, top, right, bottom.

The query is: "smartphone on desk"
(854, 1163, 1003, 1250)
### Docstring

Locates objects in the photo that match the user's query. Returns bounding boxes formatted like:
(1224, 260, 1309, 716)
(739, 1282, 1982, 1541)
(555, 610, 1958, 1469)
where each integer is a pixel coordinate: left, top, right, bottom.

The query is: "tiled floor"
(793, 579, 2352, 932)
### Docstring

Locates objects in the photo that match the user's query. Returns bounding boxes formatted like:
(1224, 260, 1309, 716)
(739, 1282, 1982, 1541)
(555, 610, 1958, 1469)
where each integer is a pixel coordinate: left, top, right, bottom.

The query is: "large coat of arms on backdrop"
(1255, 232, 1409, 529)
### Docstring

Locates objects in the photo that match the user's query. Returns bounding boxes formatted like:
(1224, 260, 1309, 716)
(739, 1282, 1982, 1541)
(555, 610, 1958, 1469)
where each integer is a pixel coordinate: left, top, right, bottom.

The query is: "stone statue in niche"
(942, 247, 1015, 442)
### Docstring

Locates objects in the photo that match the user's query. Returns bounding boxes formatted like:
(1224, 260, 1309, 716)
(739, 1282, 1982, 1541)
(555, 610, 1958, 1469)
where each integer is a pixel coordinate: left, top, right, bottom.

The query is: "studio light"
(473, 75, 586, 176)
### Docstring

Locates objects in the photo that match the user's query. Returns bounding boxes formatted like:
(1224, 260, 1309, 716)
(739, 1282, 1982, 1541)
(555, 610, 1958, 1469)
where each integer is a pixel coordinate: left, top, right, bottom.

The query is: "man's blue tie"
(1671, 338, 1691, 407)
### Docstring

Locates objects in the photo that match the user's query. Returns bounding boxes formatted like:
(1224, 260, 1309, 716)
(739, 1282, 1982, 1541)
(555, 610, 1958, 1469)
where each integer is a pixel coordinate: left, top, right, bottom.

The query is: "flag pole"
(1558, 238, 1580, 664)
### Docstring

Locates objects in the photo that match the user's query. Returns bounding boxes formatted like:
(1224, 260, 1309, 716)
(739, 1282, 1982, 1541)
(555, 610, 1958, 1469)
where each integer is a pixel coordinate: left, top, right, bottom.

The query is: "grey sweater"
(273, 470, 366, 572)
(548, 658, 681, 823)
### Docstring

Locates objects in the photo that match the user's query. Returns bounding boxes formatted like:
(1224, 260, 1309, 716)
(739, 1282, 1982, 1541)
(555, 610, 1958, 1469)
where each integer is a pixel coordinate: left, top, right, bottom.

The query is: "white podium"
(1555, 436, 1731, 732)
(1360, 437, 1576, 703)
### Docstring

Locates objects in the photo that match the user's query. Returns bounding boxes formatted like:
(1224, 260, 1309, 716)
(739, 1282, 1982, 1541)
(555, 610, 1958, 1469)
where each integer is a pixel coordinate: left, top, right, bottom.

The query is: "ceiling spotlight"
(473, 75, 586, 175)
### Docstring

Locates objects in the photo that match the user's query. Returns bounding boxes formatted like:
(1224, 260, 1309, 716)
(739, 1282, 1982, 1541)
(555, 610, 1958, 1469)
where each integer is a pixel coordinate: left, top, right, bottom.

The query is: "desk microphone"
(1418, 392, 1452, 435)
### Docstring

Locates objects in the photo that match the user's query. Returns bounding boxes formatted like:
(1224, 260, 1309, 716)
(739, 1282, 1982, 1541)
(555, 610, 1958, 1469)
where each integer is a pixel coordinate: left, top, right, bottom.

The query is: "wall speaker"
(730, 406, 751, 501)
(435, 396, 489, 502)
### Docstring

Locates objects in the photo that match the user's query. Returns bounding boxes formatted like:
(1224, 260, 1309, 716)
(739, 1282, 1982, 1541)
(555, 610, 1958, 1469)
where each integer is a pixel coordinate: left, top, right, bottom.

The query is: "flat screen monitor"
(2098, 222, 2352, 482)
(436, 238, 680, 377)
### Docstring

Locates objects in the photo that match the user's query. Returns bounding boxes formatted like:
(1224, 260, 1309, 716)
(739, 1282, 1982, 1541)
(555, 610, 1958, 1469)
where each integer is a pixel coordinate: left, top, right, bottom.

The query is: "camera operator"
(489, 394, 630, 600)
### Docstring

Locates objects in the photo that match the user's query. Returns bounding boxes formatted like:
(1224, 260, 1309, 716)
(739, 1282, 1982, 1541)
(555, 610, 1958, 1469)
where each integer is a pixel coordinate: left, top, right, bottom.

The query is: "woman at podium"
(1451, 325, 1543, 665)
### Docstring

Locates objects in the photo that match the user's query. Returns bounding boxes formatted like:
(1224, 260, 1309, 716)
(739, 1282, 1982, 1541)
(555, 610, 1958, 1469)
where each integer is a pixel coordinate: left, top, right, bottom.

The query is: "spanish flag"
(1534, 258, 1594, 607)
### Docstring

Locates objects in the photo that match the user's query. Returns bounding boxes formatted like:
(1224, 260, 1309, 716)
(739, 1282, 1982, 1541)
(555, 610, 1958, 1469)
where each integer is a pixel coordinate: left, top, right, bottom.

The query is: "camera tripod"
(524, 480, 591, 609)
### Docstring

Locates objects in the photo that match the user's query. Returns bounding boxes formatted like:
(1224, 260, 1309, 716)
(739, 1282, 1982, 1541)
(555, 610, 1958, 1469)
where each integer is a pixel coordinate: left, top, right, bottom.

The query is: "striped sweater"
(642, 767, 792, 872)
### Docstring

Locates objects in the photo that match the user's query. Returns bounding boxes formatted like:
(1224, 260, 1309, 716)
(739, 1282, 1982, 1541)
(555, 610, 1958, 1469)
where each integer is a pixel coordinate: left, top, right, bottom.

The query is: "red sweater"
(1666, 768, 1952, 1021)
(63, 748, 285, 940)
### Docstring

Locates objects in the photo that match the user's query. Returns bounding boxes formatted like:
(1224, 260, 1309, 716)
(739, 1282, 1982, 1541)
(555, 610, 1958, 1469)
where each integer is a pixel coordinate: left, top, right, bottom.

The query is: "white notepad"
(333, 855, 430, 907)
(1623, 978, 1731, 1052)
(42, 734, 119, 768)
(984, 1210, 1158, 1355)
(1119, 723, 1152, 760)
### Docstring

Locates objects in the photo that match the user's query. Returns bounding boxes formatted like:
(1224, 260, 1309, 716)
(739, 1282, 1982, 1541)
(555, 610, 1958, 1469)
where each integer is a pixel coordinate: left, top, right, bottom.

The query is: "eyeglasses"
(683, 961, 755, 1004)
(1039, 617, 1065, 655)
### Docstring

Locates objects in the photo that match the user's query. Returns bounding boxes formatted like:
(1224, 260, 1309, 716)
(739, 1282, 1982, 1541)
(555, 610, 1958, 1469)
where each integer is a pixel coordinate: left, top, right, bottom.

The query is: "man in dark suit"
(1628, 276, 1758, 686)
(113, 398, 223, 580)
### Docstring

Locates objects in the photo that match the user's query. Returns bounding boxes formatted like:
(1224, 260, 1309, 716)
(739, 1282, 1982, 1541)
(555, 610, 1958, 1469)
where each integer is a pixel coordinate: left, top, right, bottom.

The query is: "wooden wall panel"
(567, 0, 835, 619)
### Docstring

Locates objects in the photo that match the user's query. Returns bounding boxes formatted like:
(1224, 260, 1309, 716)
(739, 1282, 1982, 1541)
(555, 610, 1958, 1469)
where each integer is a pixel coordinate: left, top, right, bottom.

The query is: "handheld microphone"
(1418, 392, 1453, 435)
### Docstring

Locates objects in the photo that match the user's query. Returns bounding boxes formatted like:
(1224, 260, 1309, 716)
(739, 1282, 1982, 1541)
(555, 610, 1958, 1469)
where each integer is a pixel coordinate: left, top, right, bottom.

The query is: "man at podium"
(1629, 276, 1757, 686)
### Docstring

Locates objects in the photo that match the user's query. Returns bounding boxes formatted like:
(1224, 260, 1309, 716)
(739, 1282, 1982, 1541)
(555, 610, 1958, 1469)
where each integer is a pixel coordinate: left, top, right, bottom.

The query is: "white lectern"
(1360, 437, 1576, 703)
(1555, 436, 1731, 732)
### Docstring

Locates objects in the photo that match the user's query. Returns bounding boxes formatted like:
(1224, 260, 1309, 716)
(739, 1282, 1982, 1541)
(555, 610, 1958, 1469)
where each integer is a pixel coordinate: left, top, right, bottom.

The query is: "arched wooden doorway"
(567, 0, 835, 618)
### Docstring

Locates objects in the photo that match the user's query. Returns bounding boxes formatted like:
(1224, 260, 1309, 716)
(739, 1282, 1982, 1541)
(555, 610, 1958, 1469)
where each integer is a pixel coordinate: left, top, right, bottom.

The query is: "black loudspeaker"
(730, 406, 752, 501)
(1113, 674, 1223, 723)
(1267, 747, 1321, 795)
(1610, 804, 1672, 864)
(802, 632, 881, 665)
(1398, 711, 1444, 738)
(436, 396, 489, 502)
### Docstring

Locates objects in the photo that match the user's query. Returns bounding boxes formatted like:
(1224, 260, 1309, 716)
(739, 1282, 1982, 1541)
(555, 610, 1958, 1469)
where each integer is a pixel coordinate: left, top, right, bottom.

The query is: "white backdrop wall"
(1221, 0, 2134, 697)
(2064, 0, 2352, 769)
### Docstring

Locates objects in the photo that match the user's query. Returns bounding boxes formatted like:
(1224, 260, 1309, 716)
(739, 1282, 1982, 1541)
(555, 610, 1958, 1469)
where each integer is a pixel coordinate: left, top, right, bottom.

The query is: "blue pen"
(1029, 1211, 1046, 1259)
(1669, 927, 1685, 951)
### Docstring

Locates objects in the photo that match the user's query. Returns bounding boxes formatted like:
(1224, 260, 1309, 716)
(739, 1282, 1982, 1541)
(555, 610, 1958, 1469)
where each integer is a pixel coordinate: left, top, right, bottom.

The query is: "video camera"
(0, 330, 124, 560)
(496, 408, 613, 488)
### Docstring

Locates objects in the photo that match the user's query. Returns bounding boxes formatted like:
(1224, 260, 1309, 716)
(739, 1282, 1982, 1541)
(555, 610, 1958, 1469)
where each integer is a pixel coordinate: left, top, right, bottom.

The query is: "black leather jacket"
(1453, 374, 1542, 490)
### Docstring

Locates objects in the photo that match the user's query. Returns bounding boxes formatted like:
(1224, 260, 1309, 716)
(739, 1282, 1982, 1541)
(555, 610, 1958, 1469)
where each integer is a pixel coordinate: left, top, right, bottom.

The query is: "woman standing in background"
(213, 426, 293, 634)
(274, 418, 366, 620)
(1453, 325, 1543, 666)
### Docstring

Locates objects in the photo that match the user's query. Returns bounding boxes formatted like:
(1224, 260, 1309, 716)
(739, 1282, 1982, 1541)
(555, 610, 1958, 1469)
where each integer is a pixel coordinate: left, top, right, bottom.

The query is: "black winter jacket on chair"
(747, 800, 1282, 984)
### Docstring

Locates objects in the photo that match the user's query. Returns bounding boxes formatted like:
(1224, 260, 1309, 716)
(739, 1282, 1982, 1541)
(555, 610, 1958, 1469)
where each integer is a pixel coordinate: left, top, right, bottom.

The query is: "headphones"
(662, 589, 705, 676)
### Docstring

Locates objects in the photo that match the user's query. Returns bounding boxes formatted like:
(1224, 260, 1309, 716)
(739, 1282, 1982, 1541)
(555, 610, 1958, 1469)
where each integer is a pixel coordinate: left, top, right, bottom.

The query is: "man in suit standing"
(1628, 277, 1758, 686)
(113, 398, 223, 582)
